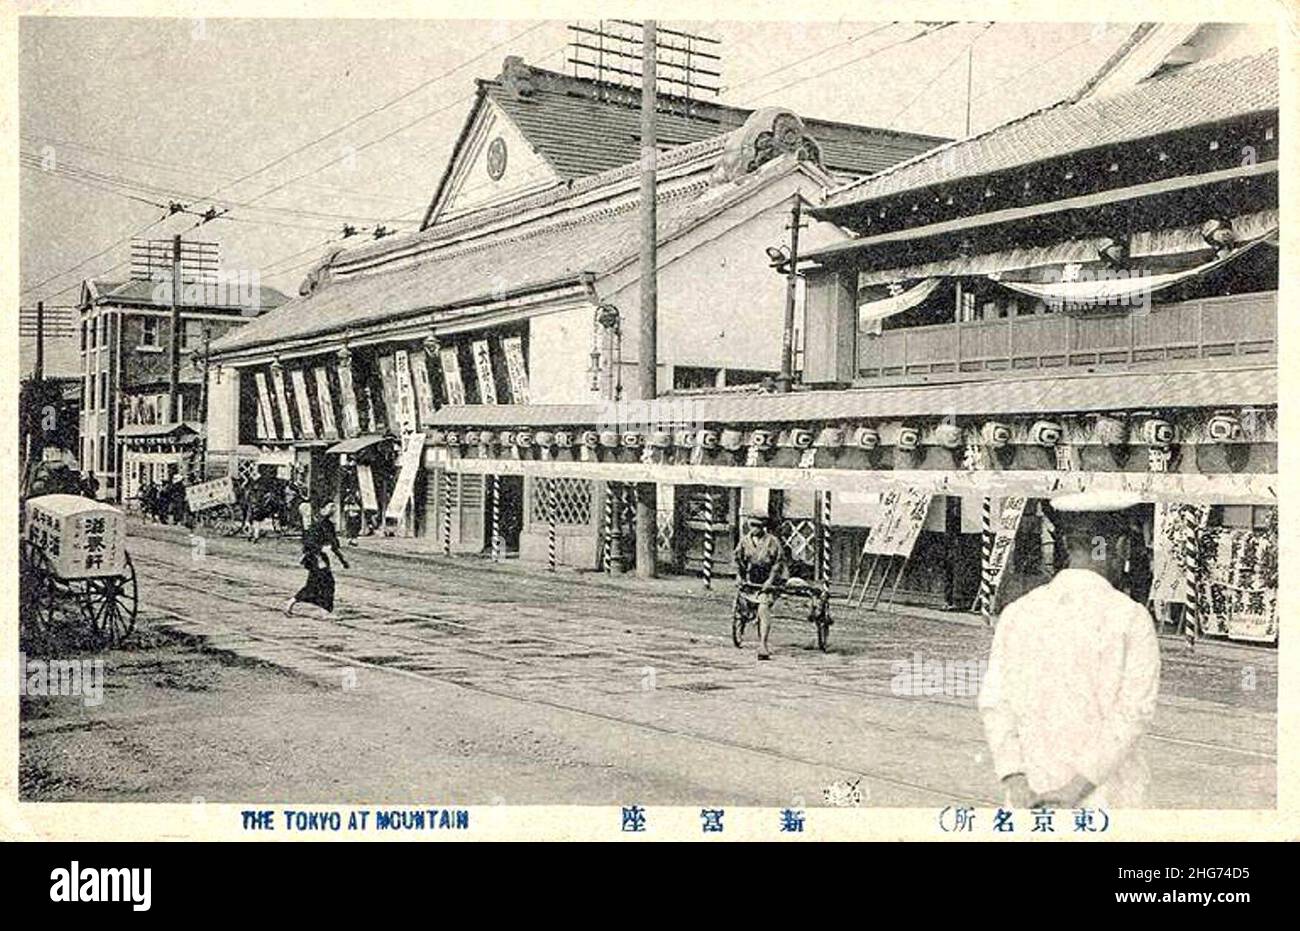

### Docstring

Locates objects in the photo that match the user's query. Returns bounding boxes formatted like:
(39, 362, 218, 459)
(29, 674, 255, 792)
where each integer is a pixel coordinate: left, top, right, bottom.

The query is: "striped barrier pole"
(819, 491, 833, 584)
(701, 492, 714, 589)
(602, 483, 614, 573)
(441, 471, 453, 556)
(491, 474, 502, 562)
(975, 496, 994, 621)
(547, 480, 558, 573)
(1181, 505, 1200, 649)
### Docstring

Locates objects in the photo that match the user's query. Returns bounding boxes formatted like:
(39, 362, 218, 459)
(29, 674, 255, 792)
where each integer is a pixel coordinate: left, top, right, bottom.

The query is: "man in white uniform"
(978, 492, 1162, 809)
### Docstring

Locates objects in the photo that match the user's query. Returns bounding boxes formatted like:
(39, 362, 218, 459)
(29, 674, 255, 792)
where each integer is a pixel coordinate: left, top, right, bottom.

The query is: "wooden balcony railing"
(857, 291, 1277, 381)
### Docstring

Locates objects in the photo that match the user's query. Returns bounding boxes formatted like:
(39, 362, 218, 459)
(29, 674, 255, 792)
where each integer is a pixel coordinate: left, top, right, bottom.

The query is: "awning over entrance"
(326, 435, 391, 455)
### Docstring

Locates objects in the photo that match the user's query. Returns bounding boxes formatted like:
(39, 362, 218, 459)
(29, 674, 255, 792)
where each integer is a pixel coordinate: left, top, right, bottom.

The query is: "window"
(100, 372, 108, 413)
(181, 319, 204, 351)
(88, 373, 96, 411)
(89, 315, 97, 350)
(140, 317, 159, 348)
(673, 366, 720, 391)
(100, 314, 109, 344)
(80, 320, 87, 352)
(97, 434, 106, 472)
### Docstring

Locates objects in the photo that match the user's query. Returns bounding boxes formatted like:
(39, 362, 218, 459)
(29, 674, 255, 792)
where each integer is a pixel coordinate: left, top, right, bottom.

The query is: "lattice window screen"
(531, 477, 593, 527)
(780, 517, 817, 563)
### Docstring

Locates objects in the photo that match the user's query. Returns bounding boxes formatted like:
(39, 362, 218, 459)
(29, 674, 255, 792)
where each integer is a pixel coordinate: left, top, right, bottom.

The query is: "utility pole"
(196, 325, 211, 478)
(964, 45, 974, 137)
(635, 19, 658, 579)
(34, 300, 45, 382)
(167, 233, 181, 423)
(776, 197, 803, 393)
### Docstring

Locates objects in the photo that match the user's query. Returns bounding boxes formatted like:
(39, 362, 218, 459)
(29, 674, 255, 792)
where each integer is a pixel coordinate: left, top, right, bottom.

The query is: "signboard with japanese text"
(985, 496, 1028, 594)
(393, 349, 417, 434)
(185, 476, 237, 513)
(25, 495, 126, 579)
(384, 433, 426, 522)
(270, 365, 296, 440)
(356, 464, 379, 511)
(863, 488, 931, 557)
(502, 335, 529, 404)
(471, 339, 498, 405)
(254, 372, 278, 441)
(439, 347, 466, 406)
(335, 360, 362, 438)
(410, 351, 437, 425)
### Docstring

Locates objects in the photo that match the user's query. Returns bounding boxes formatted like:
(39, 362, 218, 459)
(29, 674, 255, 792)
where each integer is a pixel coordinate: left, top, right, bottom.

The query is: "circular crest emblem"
(486, 137, 508, 181)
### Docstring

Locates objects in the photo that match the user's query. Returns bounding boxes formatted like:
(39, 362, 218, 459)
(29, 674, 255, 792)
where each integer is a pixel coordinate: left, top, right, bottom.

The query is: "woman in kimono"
(284, 503, 349, 617)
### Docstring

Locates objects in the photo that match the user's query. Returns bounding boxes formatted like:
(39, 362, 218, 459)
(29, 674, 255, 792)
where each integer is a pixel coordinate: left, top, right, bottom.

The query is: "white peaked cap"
(1049, 491, 1143, 512)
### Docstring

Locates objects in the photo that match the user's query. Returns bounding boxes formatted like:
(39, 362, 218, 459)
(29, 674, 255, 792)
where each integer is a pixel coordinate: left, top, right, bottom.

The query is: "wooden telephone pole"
(167, 234, 182, 423)
(635, 19, 659, 579)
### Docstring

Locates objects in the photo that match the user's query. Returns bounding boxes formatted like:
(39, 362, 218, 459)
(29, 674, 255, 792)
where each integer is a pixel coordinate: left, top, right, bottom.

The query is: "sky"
(18, 17, 1137, 328)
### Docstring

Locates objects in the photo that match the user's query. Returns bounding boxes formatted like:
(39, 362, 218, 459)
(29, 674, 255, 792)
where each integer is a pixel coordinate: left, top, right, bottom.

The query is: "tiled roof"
(86, 278, 290, 313)
(426, 365, 1276, 426)
(485, 64, 948, 182)
(821, 49, 1278, 210)
(210, 164, 787, 357)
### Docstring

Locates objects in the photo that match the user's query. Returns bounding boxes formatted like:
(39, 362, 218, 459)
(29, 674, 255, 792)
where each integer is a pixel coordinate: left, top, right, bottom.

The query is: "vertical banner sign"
(502, 335, 530, 404)
(313, 367, 338, 439)
(385, 432, 427, 521)
(410, 351, 437, 425)
(356, 464, 378, 511)
(254, 393, 269, 440)
(270, 365, 296, 440)
(290, 369, 317, 439)
(471, 339, 498, 405)
(1152, 503, 1209, 605)
(393, 349, 417, 434)
(377, 353, 402, 430)
(254, 371, 278, 441)
(335, 359, 361, 438)
(863, 489, 901, 556)
(889, 488, 932, 557)
(984, 496, 1028, 595)
(440, 347, 466, 406)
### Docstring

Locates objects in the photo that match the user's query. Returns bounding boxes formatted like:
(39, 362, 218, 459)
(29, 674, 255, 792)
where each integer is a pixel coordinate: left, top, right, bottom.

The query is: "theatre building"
(203, 56, 944, 563)
(423, 40, 1278, 643)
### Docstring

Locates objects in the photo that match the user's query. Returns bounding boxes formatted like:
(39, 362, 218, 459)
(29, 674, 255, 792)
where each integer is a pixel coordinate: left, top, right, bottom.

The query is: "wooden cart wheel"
(731, 590, 750, 648)
(19, 539, 56, 637)
(86, 551, 139, 647)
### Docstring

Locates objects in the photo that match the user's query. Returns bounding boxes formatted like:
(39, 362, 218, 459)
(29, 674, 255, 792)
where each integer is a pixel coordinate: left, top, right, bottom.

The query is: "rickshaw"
(732, 573, 833, 652)
(20, 494, 139, 647)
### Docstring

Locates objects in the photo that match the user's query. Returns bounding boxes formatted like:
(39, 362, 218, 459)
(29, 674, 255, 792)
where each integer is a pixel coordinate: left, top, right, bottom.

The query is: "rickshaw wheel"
(731, 591, 750, 648)
(86, 551, 139, 647)
(19, 539, 56, 636)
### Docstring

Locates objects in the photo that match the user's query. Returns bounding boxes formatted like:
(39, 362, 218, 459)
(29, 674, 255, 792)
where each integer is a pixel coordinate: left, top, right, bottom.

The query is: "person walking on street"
(978, 492, 1162, 810)
(284, 503, 349, 618)
(733, 513, 787, 660)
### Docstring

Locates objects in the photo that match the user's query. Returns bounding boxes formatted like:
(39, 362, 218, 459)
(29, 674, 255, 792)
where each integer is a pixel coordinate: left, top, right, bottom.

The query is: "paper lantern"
(579, 430, 601, 448)
(896, 426, 920, 451)
(720, 429, 744, 451)
(622, 431, 644, 448)
(1141, 418, 1175, 446)
(514, 430, 533, 448)
(649, 431, 673, 448)
(789, 428, 814, 450)
(463, 430, 481, 447)
(554, 431, 573, 448)
(674, 430, 696, 448)
(444, 431, 461, 447)
(697, 429, 720, 449)
(499, 430, 516, 447)
(981, 421, 1011, 448)
(933, 422, 963, 449)
(816, 427, 845, 448)
(477, 431, 497, 447)
(1028, 420, 1062, 446)
(598, 430, 620, 448)
(427, 430, 447, 446)
(854, 426, 881, 449)
(535, 431, 556, 448)
(1207, 413, 1243, 443)
(750, 429, 776, 450)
